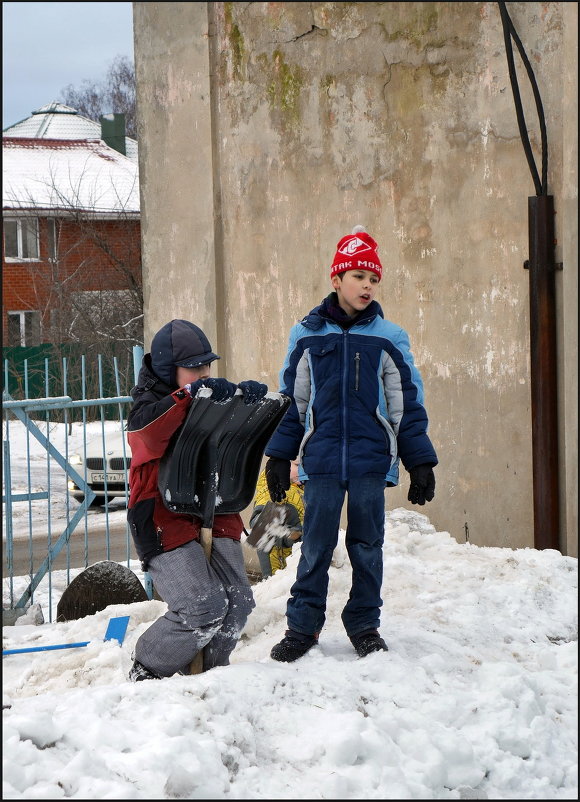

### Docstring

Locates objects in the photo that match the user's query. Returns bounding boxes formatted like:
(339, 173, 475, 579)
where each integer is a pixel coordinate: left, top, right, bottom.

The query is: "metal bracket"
(523, 260, 563, 271)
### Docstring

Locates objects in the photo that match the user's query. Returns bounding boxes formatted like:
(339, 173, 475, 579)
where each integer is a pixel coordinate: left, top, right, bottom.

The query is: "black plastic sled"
(157, 388, 291, 527)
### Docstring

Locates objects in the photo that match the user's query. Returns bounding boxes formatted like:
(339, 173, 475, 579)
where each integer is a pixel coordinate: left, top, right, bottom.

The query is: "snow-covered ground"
(2, 504, 577, 799)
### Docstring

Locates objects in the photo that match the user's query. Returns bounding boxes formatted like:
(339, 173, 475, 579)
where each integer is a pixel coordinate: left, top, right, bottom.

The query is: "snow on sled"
(245, 501, 291, 551)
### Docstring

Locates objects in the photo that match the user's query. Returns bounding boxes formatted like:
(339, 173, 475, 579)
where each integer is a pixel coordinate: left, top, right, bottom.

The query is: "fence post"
(132, 345, 144, 386)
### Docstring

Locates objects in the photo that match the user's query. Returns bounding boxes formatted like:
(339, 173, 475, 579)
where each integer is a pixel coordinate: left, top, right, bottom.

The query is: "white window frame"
(7, 311, 41, 347)
(47, 218, 58, 261)
(3, 217, 40, 261)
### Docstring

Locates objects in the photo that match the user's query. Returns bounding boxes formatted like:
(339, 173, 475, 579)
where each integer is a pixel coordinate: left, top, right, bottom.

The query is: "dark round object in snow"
(56, 561, 148, 622)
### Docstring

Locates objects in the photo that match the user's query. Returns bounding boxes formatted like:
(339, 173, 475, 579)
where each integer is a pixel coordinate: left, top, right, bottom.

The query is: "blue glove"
(203, 377, 238, 402)
(238, 380, 268, 405)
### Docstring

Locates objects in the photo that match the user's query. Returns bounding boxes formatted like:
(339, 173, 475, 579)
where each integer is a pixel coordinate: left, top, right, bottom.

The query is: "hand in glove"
(182, 379, 207, 398)
(407, 464, 436, 506)
(238, 380, 268, 405)
(265, 457, 291, 503)
(202, 377, 238, 402)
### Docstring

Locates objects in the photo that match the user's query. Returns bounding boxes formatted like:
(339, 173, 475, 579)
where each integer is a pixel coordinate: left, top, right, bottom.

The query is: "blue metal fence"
(2, 346, 146, 621)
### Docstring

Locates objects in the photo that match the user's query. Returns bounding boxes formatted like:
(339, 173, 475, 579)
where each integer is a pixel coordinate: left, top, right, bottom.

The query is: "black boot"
(350, 630, 388, 658)
(270, 630, 318, 662)
(129, 659, 160, 682)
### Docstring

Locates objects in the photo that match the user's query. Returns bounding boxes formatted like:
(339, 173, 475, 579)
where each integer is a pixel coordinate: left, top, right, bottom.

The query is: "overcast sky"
(2, 2, 134, 129)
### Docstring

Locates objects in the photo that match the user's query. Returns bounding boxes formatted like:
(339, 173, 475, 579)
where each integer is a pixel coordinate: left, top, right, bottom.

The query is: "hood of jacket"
(130, 353, 173, 402)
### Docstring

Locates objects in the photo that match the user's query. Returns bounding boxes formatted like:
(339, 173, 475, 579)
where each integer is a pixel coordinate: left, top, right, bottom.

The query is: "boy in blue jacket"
(264, 226, 438, 661)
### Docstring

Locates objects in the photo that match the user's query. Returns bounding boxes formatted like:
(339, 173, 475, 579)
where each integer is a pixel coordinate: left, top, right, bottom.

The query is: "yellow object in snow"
(251, 469, 304, 575)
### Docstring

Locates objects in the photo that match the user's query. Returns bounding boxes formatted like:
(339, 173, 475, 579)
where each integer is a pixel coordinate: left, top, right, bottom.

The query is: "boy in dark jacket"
(127, 318, 268, 680)
(264, 227, 438, 662)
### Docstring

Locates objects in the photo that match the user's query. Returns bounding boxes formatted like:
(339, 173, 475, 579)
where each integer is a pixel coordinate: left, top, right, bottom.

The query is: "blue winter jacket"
(265, 295, 438, 485)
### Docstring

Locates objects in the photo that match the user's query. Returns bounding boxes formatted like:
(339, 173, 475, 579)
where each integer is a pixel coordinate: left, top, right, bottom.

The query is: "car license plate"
(92, 473, 125, 483)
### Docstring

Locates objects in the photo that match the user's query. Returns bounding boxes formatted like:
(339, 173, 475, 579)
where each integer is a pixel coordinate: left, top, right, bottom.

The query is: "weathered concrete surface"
(133, 2, 577, 555)
(133, 2, 219, 349)
(559, 1, 578, 558)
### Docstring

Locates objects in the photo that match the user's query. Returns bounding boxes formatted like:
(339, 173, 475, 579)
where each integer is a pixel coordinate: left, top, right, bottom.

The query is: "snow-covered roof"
(2, 137, 140, 216)
(3, 102, 138, 163)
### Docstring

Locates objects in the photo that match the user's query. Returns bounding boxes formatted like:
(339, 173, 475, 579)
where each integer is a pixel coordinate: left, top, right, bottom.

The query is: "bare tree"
(59, 56, 137, 139)
(3, 163, 142, 410)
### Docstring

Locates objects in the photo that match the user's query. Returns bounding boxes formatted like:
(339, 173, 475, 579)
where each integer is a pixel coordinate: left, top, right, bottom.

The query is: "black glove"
(203, 377, 238, 402)
(238, 380, 268, 405)
(265, 457, 291, 503)
(407, 464, 436, 506)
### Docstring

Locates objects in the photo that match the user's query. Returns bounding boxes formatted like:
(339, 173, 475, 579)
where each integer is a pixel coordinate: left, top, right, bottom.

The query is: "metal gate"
(2, 347, 145, 621)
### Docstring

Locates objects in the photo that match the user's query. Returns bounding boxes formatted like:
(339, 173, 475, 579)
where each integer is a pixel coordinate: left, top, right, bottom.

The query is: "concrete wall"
(133, 2, 577, 556)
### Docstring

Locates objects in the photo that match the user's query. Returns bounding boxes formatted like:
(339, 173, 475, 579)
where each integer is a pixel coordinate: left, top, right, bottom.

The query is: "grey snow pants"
(135, 537, 255, 677)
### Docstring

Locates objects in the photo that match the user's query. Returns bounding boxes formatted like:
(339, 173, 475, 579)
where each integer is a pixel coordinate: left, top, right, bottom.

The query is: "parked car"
(68, 430, 132, 506)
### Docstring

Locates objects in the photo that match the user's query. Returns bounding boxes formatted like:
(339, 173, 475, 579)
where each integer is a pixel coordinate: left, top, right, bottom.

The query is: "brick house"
(2, 103, 141, 348)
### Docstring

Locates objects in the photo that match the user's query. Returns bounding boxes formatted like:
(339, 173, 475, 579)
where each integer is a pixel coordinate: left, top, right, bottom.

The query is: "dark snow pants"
(286, 476, 386, 638)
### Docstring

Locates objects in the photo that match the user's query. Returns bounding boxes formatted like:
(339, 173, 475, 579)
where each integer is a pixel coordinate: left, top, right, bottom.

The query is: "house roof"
(2, 137, 140, 216)
(3, 102, 138, 162)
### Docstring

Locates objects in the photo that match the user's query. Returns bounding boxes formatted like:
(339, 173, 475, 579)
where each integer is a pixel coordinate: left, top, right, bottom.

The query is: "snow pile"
(2, 508, 577, 799)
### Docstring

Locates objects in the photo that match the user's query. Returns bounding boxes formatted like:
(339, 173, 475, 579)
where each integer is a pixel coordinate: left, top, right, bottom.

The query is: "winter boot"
(129, 659, 161, 682)
(270, 630, 318, 662)
(350, 630, 388, 658)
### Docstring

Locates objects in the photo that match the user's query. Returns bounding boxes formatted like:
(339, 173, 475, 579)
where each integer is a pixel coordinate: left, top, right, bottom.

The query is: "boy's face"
(176, 364, 211, 388)
(331, 269, 380, 317)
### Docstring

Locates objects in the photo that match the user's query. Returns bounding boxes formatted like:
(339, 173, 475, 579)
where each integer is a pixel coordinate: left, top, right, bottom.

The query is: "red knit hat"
(330, 225, 382, 281)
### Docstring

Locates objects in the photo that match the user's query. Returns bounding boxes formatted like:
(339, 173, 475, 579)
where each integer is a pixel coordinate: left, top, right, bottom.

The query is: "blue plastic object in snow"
(2, 615, 130, 656)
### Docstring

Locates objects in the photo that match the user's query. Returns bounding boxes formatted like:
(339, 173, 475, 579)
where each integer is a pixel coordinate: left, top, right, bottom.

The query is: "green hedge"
(3, 344, 136, 421)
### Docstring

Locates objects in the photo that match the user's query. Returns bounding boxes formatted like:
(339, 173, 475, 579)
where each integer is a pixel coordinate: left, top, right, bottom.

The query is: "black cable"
(497, 1, 542, 194)
(497, 1, 548, 195)
(502, 5, 548, 192)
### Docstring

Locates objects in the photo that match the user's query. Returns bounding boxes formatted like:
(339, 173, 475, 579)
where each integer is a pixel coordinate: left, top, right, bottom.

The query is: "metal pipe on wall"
(498, 2, 561, 551)
(526, 196, 560, 551)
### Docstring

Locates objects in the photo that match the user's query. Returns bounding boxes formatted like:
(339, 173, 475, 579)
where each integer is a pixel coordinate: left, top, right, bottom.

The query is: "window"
(47, 219, 58, 260)
(7, 311, 41, 346)
(4, 218, 39, 260)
